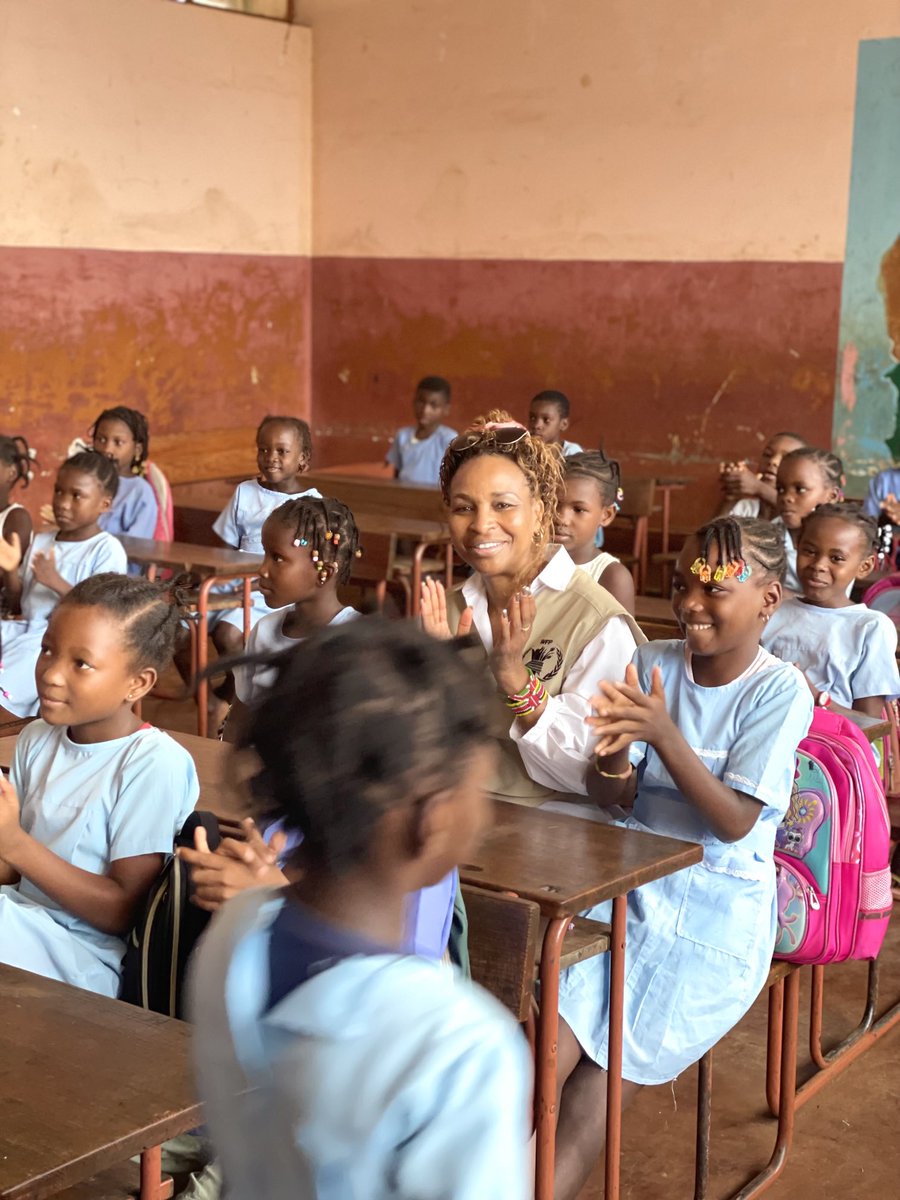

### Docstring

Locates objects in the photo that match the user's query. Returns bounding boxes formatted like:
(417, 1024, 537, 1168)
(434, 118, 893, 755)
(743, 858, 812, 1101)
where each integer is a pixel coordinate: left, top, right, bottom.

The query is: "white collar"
(460, 545, 576, 650)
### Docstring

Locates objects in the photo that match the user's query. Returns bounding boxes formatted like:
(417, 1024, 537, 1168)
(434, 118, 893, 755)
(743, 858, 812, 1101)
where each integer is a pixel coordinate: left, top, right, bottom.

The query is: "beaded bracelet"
(505, 670, 547, 716)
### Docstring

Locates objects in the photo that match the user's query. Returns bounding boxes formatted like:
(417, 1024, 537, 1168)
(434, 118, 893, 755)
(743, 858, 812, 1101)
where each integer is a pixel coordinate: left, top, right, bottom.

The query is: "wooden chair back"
(612, 477, 656, 593)
(461, 884, 540, 1022)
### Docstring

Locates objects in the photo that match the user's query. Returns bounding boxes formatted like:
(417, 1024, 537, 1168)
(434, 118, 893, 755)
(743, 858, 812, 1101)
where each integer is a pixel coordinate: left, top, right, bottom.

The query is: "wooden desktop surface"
(0, 964, 201, 1199)
(461, 800, 702, 919)
(119, 536, 263, 574)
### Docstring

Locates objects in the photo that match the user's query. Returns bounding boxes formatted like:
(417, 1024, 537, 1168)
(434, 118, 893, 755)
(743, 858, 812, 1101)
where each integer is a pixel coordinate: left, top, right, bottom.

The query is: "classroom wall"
(297, 0, 900, 522)
(0, 0, 311, 502)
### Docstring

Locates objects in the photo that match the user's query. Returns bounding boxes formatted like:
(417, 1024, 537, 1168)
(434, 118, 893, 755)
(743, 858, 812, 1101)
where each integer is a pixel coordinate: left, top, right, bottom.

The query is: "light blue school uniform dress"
(863, 467, 900, 517)
(99, 474, 158, 540)
(762, 597, 900, 707)
(210, 479, 322, 632)
(561, 439, 584, 456)
(0, 721, 198, 995)
(558, 641, 812, 1086)
(771, 518, 799, 592)
(0, 530, 127, 716)
(385, 425, 457, 484)
(189, 888, 532, 1200)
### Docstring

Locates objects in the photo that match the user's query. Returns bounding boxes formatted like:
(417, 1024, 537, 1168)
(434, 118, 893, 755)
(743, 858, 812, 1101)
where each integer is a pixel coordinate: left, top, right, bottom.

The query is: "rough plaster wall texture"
(0, 0, 311, 255)
(296, 0, 900, 261)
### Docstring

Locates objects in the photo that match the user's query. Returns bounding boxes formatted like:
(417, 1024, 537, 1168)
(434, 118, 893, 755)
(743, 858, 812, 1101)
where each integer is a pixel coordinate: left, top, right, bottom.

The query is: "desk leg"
(605, 894, 626, 1200)
(661, 488, 672, 557)
(534, 915, 570, 1200)
(140, 1144, 174, 1200)
(196, 578, 213, 739)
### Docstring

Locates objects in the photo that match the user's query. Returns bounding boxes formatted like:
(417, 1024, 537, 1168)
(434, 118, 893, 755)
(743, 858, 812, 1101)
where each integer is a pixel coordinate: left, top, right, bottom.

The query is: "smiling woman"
(421, 411, 644, 810)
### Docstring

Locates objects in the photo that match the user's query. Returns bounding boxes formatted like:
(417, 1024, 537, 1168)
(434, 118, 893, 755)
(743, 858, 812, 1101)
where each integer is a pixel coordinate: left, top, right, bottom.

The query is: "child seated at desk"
(0, 574, 198, 996)
(528, 389, 583, 456)
(717, 430, 807, 519)
(204, 416, 321, 729)
(0, 452, 127, 719)
(762, 504, 900, 715)
(0, 435, 37, 595)
(772, 446, 843, 593)
(555, 450, 634, 612)
(189, 619, 532, 1199)
(385, 375, 457, 483)
(552, 517, 812, 1200)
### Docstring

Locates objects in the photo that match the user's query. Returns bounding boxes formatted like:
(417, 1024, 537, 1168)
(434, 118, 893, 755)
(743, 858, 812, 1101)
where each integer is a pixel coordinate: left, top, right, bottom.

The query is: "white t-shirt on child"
(234, 606, 359, 705)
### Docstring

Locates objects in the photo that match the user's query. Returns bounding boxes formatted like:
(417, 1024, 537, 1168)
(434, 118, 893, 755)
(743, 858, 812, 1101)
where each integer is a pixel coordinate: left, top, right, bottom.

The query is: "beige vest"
(446, 572, 646, 805)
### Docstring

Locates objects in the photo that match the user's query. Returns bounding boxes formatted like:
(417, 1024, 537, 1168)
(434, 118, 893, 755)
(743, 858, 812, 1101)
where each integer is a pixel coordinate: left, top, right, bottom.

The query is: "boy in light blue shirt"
(386, 375, 457, 484)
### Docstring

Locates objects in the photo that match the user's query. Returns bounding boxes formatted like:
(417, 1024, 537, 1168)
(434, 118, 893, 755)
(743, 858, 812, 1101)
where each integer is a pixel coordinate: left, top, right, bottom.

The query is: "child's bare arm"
(591, 664, 762, 842)
(598, 562, 635, 614)
(852, 695, 885, 718)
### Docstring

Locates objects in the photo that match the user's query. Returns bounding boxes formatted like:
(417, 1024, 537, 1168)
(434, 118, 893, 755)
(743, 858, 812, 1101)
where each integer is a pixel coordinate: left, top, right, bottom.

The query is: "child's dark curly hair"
(62, 450, 120, 499)
(439, 409, 564, 545)
(563, 450, 622, 509)
(57, 573, 186, 671)
(692, 516, 787, 582)
(778, 446, 844, 492)
(256, 415, 312, 463)
(237, 619, 492, 875)
(267, 495, 361, 585)
(0, 435, 36, 490)
(800, 502, 878, 554)
(90, 406, 149, 475)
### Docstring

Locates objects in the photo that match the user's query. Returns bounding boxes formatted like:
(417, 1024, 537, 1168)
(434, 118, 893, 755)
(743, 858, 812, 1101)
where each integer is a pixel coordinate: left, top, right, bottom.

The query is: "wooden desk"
(634, 595, 678, 625)
(0, 731, 246, 822)
(460, 801, 702, 1200)
(118, 536, 262, 577)
(0, 964, 202, 1200)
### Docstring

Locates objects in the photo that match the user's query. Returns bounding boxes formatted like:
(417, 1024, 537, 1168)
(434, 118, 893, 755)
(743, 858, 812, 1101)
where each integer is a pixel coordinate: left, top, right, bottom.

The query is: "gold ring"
(522, 625, 532, 632)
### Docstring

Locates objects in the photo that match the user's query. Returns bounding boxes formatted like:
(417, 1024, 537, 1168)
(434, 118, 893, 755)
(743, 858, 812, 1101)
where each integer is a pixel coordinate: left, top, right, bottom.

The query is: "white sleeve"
(233, 622, 262, 705)
(509, 615, 638, 795)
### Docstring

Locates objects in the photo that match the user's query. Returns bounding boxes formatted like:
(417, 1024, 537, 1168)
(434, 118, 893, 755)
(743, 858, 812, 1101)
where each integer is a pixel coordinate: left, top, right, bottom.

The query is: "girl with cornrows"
(773, 445, 843, 593)
(421, 410, 643, 812)
(0, 435, 37, 588)
(552, 517, 812, 1199)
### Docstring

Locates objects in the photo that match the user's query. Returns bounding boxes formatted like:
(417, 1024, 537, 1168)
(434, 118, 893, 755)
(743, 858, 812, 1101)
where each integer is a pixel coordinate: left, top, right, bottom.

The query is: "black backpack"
(120, 811, 221, 1019)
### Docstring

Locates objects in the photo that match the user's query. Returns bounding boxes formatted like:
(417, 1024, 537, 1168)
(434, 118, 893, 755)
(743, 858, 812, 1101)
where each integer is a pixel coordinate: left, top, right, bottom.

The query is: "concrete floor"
(146, 681, 900, 1200)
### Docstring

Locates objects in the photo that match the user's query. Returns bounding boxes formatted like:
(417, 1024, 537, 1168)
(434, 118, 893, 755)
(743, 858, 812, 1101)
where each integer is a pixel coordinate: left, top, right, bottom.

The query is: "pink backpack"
(774, 707, 893, 964)
(862, 572, 900, 631)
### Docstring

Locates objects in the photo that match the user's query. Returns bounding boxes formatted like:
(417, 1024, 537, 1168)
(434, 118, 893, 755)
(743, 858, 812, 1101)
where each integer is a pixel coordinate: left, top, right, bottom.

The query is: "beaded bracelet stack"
(505, 669, 547, 716)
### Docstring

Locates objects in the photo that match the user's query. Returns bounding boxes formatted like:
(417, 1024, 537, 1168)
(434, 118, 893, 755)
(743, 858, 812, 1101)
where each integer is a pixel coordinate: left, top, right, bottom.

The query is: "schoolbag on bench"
(120, 811, 220, 1018)
(774, 708, 893, 964)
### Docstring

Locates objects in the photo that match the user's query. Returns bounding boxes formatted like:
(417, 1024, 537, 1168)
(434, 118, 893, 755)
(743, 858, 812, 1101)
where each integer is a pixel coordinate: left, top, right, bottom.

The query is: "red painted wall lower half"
(1, 246, 310, 507)
(311, 257, 842, 526)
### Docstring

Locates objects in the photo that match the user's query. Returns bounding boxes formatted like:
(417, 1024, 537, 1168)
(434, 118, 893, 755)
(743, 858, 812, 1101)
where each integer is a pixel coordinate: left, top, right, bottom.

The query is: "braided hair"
(90, 406, 149, 475)
(801, 502, 878, 554)
(778, 446, 844, 492)
(563, 449, 622, 509)
(57, 573, 186, 671)
(62, 450, 119, 499)
(268, 495, 361, 586)
(256, 415, 312, 462)
(0, 435, 36, 490)
(692, 516, 787, 582)
(439, 409, 565, 545)
(237, 618, 491, 874)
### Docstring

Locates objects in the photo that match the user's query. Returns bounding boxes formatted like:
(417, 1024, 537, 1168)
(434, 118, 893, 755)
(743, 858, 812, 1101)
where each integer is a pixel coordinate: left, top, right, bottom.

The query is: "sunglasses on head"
(447, 422, 529, 456)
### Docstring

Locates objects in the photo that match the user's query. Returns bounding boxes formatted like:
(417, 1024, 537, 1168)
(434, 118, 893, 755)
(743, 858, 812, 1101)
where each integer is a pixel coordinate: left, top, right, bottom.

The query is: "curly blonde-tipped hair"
(439, 409, 565, 547)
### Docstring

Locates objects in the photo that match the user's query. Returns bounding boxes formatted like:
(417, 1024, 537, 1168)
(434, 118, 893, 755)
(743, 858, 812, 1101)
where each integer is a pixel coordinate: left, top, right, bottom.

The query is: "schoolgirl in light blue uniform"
(190, 619, 532, 1200)
(0, 574, 198, 996)
(552, 516, 813, 1200)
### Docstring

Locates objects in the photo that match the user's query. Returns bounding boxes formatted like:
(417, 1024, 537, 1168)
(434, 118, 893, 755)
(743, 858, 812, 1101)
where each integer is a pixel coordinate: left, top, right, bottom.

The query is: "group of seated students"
(0, 386, 897, 1200)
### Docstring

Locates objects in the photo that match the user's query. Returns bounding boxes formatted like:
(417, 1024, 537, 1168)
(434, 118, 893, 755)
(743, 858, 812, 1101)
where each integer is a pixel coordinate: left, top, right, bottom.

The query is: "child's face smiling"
(776, 458, 840, 531)
(257, 517, 323, 610)
(413, 389, 449, 438)
(36, 604, 151, 742)
(554, 476, 615, 564)
(528, 401, 568, 445)
(672, 536, 780, 684)
(52, 468, 112, 539)
(796, 516, 875, 608)
(257, 423, 309, 493)
(93, 417, 140, 477)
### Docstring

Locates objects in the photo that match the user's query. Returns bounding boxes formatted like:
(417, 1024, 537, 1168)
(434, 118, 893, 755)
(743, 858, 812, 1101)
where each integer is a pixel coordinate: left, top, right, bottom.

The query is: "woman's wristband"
(505, 670, 547, 716)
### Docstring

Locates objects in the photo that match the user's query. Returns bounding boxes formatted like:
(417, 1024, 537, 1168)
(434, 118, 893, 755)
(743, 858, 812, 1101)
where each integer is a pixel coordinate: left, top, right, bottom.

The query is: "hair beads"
(273, 495, 362, 587)
(690, 556, 751, 584)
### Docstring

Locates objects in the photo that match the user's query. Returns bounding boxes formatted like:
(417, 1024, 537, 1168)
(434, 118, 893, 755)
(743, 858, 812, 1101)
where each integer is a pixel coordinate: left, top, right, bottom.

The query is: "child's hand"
(881, 494, 900, 525)
(31, 549, 66, 594)
(176, 821, 286, 912)
(719, 462, 760, 501)
(488, 589, 536, 697)
(39, 504, 57, 528)
(420, 578, 474, 640)
(0, 775, 24, 858)
(0, 533, 22, 574)
(587, 664, 674, 756)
